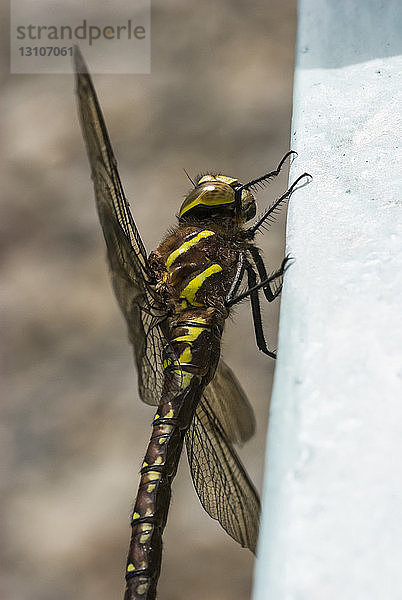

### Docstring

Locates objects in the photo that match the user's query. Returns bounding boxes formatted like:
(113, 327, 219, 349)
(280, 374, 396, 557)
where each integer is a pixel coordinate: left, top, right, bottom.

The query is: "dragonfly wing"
(104, 213, 171, 406)
(204, 359, 255, 444)
(185, 395, 260, 553)
(74, 47, 170, 406)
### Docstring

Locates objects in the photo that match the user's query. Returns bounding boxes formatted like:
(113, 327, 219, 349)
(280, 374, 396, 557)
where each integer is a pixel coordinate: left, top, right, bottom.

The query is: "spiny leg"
(239, 150, 297, 193)
(248, 172, 311, 237)
(234, 151, 297, 216)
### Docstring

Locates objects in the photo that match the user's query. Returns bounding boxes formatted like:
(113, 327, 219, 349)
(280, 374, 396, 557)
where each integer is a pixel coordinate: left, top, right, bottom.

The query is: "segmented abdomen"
(124, 315, 221, 600)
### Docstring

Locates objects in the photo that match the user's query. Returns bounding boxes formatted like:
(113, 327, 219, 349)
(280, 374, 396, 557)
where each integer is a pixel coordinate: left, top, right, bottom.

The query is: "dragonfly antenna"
(183, 168, 196, 187)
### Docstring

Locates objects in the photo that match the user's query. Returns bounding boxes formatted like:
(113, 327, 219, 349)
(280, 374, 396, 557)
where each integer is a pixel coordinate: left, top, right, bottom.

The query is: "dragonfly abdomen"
(124, 408, 181, 600)
(124, 315, 221, 600)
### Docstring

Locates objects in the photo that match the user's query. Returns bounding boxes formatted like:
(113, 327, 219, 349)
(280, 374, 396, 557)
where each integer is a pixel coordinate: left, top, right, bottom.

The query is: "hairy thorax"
(149, 221, 248, 324)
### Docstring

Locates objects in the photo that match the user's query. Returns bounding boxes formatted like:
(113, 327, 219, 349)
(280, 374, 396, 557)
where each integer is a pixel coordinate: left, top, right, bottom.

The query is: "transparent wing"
(74, 47, 148, 275)
(106, 218, 175, 406)
(204, 359, 255, 445)
(186, 394, 260, 553)
(74, 47, 174, 406)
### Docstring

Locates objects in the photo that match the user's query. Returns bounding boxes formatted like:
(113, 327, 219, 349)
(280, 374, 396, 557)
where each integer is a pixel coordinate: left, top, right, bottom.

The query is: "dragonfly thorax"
(178, 174, 256, 223)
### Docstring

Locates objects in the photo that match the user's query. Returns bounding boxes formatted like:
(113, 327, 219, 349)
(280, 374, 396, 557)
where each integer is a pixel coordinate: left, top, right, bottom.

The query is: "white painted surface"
(253, 1, 402, 599)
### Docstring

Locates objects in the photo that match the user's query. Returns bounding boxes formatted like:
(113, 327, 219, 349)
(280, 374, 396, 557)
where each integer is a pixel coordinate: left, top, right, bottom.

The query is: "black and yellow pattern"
(75, 45, 308, 600)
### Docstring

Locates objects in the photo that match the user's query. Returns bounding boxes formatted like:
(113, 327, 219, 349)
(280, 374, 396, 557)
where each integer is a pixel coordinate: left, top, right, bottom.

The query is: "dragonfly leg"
(249, 246, 291, 302)
(245, 261, 277, 359)
(225, 252, 246, 304)
(247, 172, 311, 237)
(238, 151, 296, 194)
(226, 257, 290, 308)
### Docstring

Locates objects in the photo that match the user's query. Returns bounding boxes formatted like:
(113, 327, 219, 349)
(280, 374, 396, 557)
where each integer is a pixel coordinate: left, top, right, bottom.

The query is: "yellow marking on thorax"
(175, 327, 204, 344)
(132, 511, 140, 520)
(177, 346, 192, 365)
(180, 264, 222, 306)
(165, 408, 175, 419)
(165, 230, 215, 269)
(190, 316, 208, 324)
(127, 563, 135, 572)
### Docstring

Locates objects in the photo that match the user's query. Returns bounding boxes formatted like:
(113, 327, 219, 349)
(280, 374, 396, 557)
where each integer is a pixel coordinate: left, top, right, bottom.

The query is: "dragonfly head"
(178, 174, 256, 223)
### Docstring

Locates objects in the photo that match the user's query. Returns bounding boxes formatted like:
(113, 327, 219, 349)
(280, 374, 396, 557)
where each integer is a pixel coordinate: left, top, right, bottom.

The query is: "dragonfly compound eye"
(240, 188, 257, 221)
(179, 179, 236, 219)
(178, 174, 256, 221)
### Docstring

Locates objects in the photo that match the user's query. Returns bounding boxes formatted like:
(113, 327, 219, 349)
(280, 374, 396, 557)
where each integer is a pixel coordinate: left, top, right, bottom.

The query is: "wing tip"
(73, 45, 88, 75)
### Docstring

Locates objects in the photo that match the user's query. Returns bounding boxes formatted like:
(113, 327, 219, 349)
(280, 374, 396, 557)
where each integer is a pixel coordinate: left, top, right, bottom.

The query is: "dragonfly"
(74, 46, 309, 600)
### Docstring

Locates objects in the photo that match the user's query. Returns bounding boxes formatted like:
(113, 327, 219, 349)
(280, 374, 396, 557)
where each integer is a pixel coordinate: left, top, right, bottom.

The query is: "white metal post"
(253, 1, 402, 599)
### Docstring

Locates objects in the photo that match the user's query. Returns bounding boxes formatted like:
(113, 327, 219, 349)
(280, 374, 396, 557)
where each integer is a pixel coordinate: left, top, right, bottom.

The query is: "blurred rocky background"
(1, 1, 297, 599)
